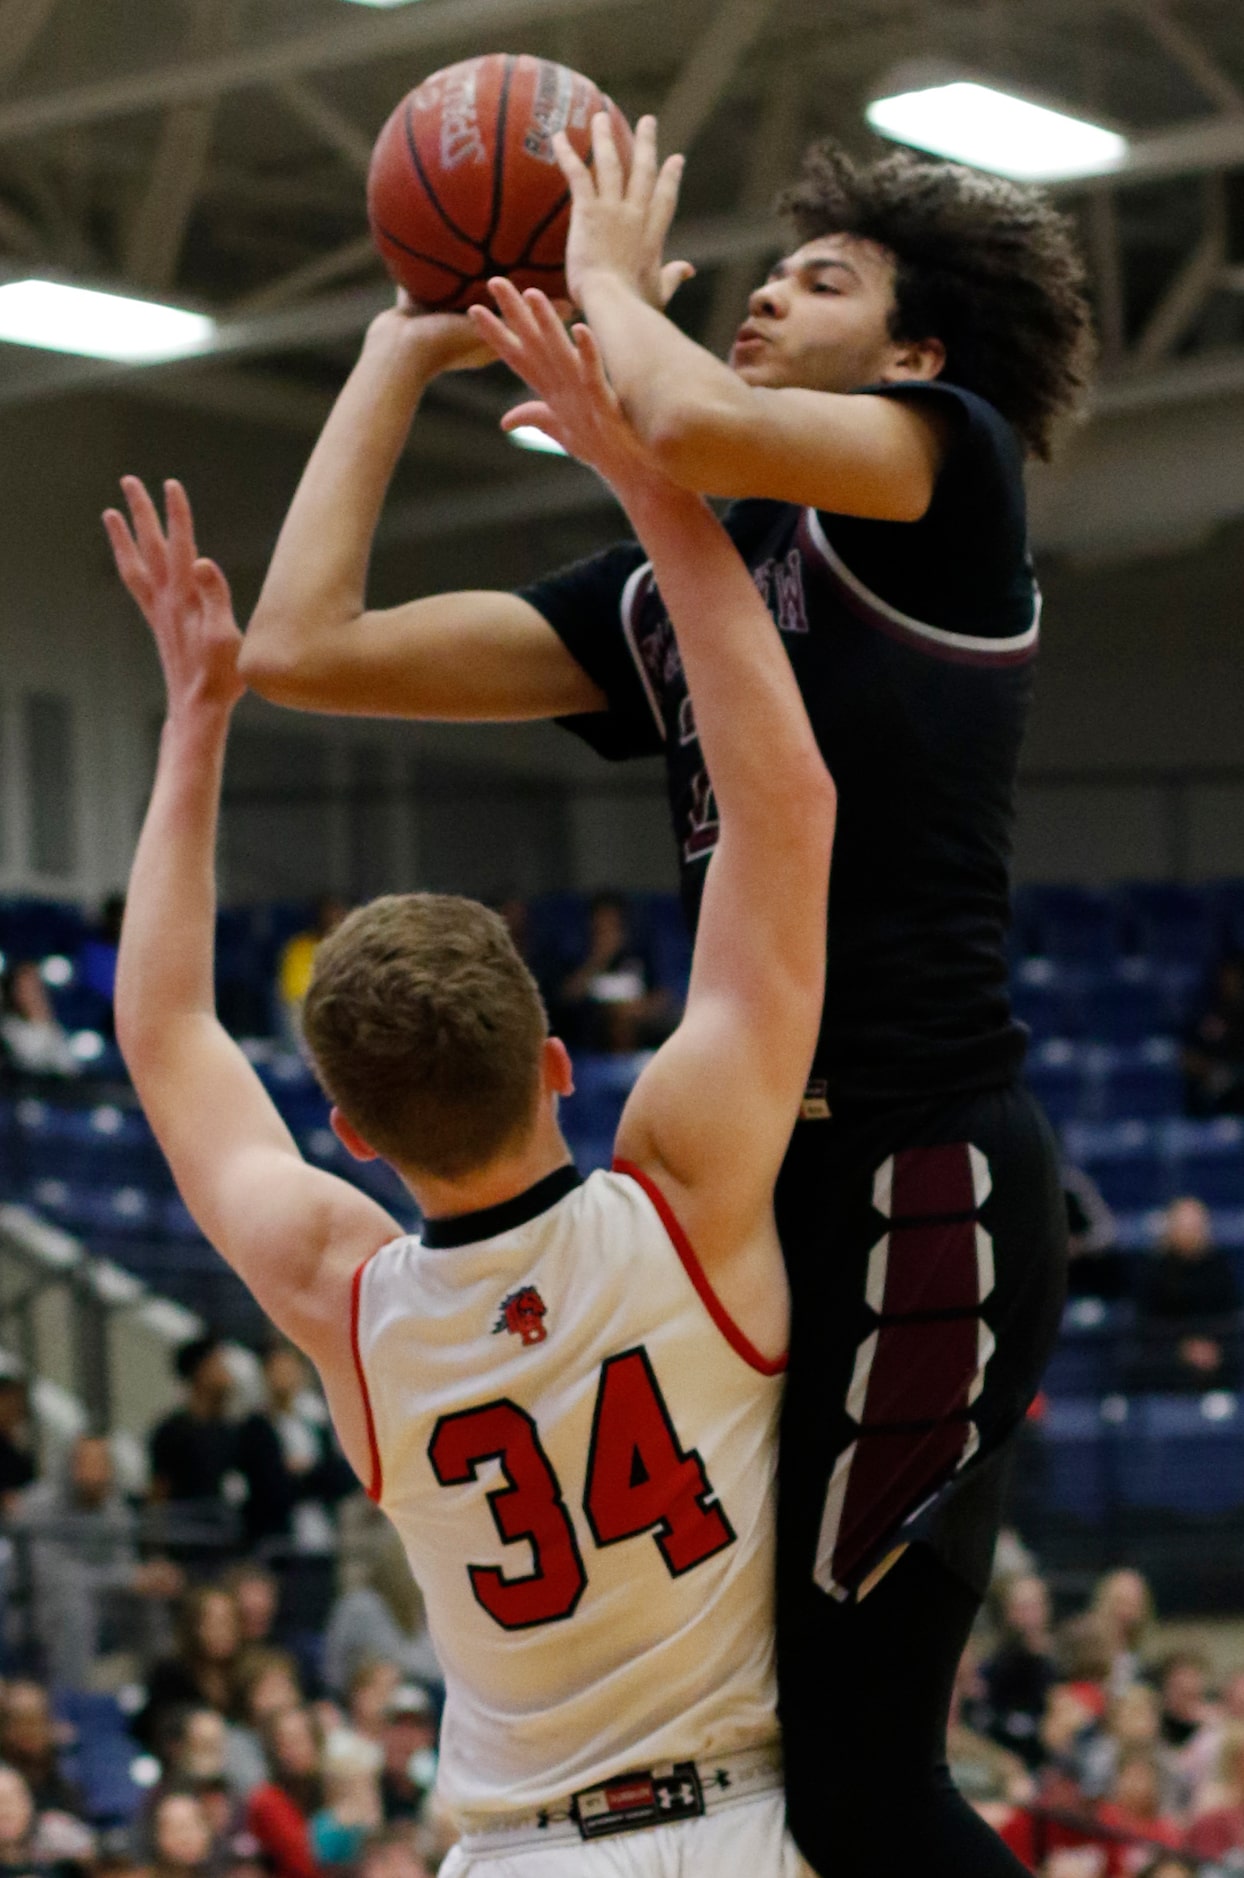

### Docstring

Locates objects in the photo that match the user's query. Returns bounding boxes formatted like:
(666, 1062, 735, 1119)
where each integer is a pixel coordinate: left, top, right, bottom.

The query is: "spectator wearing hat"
(378, 1687, 437, 1827)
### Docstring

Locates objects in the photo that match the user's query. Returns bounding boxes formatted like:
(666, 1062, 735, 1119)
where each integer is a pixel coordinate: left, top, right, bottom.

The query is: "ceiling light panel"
(866, 81, 1127, 183)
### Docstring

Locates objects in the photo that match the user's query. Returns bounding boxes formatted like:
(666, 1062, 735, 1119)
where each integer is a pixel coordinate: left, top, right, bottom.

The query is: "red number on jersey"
(428, 1401, 587, 1629)
(584, 1348, 735, 1575)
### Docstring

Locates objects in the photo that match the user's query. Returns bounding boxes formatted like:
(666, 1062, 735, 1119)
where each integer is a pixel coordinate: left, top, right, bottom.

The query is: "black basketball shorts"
(773, 1078, 1068, 1622)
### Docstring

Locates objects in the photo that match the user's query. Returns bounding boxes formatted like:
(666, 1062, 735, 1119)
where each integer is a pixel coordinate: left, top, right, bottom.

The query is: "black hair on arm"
(778, 141, 1097, 459)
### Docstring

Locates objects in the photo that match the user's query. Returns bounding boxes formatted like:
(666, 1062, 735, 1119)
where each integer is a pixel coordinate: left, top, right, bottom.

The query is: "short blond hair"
(302, 894, 547, 1180)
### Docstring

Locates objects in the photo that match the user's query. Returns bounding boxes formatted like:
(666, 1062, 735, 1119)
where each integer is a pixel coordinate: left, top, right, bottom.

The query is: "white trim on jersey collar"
(803, 508, 1042, 659)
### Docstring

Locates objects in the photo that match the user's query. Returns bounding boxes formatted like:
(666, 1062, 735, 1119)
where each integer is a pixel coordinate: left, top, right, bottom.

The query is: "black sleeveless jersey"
(518, 380, 1038, 1108)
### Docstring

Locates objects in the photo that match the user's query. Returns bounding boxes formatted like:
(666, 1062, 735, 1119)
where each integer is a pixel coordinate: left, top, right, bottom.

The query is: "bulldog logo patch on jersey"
(495, 1285, 548, 1346)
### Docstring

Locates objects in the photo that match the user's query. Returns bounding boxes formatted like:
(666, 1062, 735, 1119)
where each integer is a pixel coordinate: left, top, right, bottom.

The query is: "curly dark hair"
(777, 141, 1096, 459)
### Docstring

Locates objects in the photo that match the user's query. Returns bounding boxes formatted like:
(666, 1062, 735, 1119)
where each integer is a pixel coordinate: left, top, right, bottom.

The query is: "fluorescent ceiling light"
(0, 280, 214, 362)
(340, 1, 420, 8)
(509, 425, 567, 456)
(866, 81, 1127, 183)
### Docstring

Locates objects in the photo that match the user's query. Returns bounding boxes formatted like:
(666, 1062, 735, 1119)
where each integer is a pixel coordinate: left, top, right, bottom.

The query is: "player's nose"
(747, 278, 786, 320)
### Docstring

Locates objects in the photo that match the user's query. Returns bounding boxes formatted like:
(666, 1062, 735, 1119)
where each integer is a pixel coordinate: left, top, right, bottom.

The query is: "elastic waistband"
(457, 1742, 783, 1854)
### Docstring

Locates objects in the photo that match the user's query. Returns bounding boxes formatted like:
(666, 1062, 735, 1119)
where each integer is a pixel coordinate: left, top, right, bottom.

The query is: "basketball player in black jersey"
(241, 122, 1095, 1878)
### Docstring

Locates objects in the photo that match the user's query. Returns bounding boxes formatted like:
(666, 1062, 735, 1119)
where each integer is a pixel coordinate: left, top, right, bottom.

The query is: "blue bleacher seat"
(1039, 1396, 1110, 1522)
(1064, 1119, 1173, 1212)
(1027, 1039, 1091, 1124)
(1012, 958, 1086, 1040)
(1169, 1116, 1244, 1208)
(1081, 965, 1173, 1044)
(1095, 1039, 1183, 1121)
(1120, 882, 1217, 969)
(1018, 886, 1120, 964)
(1116, 1391, 1244, 1516)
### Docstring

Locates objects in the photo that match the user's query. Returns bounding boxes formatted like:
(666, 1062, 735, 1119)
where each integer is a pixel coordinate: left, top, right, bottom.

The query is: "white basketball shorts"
(439, 1790, 817, 1877)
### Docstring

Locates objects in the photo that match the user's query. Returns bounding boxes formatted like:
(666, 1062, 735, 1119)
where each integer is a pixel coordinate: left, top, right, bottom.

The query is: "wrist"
(360, 316, 436, 392)
(576, 265, 645, 313)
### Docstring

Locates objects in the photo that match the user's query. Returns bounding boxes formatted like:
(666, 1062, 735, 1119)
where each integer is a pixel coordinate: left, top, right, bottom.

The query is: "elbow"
(793, 754, 838, 853)
(238, 611, 332, 707)
(637, 393, 744, 490)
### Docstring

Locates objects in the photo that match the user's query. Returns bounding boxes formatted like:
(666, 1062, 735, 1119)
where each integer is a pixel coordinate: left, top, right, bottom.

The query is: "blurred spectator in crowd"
(0, 1763, 92, 1878)
(1057, 1614, 1114, 1720)
(1136, 1861, 1196, 1878)
(947, 1645, 1033, 1806)
(1095, 1750, 1183, 1872)
(0, 1683, 83, 1816)
(1127, 1199, 1241, 1392)
(135, 1587, 243, 1752)
(1064, 1164, 1125, 1301)
(19, 1433, 182, 1689)
(147, 1788, 215, 1878)
(245, 1705, 323, 1878)
(277, 898, 348, 1043)
(551, 893, 675, 1054)
(1078, 1686, 1182, 1813)
(236, 1343, 354, 1552)
(356, 1830, 434, 1878)
(153, 1704, 231, 1786)
(1185, 1724, 1244, 1861)
(227, 1652, 304, 1798)
(0, 1370, 36, 1508)
(1155, 1652, 1213, 1751)
(222, 1564, 280, 1652)
(979, 1573, 1060, 1768)
(1182, 1665, 1244, 1794)
(149, 1338, 240, 1506)
(310, 1731, 382, 1867)
(377, 1687, 437, 1827)
(1184, 952, 1244, 1115)
(0, 961, 78, 1081)
(342, 1664, 399, 1749)
(323, 1507, 439, 1699)
(1092, 1571, 1155, 1699)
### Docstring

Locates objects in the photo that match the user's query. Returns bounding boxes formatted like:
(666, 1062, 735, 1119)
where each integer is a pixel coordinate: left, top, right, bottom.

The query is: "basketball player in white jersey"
(102, 298, 834, 1876)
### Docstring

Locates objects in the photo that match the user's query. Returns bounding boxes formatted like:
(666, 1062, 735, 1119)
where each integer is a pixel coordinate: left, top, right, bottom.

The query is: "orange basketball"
(367, 53, 632, 312)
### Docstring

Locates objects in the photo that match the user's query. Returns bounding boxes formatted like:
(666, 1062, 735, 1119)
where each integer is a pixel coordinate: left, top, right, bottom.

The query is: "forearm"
(245, 326, 432, 662)
(579, 272, 750, 472)
(116, 704, 231, 1064)
(618, 480, 828, 821)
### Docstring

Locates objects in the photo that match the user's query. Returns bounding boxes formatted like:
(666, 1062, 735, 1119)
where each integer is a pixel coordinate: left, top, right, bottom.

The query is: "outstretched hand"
(554, 113, 694, 311)
(468, 282, 671, 497)
(103, 478, 244, 717)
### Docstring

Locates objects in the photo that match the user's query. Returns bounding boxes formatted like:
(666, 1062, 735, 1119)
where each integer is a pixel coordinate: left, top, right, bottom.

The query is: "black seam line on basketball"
(510, 185, 571, 270)
(404, 97, 484, 255)
(482, 53, 514, 258)
(375, 224, 476, 280)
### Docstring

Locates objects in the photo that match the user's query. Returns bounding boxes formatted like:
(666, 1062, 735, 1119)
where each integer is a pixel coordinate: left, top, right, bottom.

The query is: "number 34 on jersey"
(428, 1345, 736, 1631)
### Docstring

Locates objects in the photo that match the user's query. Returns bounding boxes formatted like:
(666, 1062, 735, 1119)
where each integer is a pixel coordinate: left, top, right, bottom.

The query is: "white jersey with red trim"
(351, 1161, 784, 1830)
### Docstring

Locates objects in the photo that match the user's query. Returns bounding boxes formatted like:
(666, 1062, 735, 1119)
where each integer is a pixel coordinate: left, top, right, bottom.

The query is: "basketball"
(367, 53, 632, 312)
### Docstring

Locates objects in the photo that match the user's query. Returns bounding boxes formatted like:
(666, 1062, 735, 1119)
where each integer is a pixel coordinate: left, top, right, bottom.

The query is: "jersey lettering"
(584, 1348, 735, 1574)
(683, 765, 720, 863)
(430, 1355, 735, 1631)
(428, 1401, 587, 1629)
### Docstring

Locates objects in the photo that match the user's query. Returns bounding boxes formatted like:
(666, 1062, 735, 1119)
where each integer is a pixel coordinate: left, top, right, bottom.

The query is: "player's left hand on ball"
(103, 477, 244, 715)
(555, 113, 694, 311)
(468, 284, 666, 492)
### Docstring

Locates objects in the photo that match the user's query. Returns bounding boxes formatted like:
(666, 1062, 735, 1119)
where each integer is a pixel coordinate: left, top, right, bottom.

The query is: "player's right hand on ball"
(366, 292, 496, 375)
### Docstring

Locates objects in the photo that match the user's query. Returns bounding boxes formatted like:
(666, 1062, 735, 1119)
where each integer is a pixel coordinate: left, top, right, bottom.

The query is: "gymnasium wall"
(0, 386, 1239, 909)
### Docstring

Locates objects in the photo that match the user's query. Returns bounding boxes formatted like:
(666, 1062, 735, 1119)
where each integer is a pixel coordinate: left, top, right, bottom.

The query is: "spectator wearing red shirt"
(1095, 1751, 1183, 1876)
(245, 1706, 324, 1878)
(1186, 1724, 1244, 1862)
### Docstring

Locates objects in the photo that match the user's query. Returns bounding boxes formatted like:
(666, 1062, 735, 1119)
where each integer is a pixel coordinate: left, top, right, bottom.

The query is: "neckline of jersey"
(419, 1162, 583, 1249)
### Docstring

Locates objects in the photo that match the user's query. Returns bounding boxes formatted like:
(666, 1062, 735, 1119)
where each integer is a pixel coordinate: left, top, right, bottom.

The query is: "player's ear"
(330, 1107, 380, 1163)
(883, 335, 946, 383)
(544, 1036, 575, 1099)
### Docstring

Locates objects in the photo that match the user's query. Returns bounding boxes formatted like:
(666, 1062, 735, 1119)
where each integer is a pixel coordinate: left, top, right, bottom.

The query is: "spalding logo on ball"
(368, 52, 632, 311)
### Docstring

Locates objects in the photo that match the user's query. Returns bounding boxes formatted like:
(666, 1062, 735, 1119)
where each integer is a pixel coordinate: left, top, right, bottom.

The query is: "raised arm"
(470, 290, 835, 1353)
(553, 114, 945, 520)
(104, 478, 398, 1485)
(239, 309, 603, 720)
